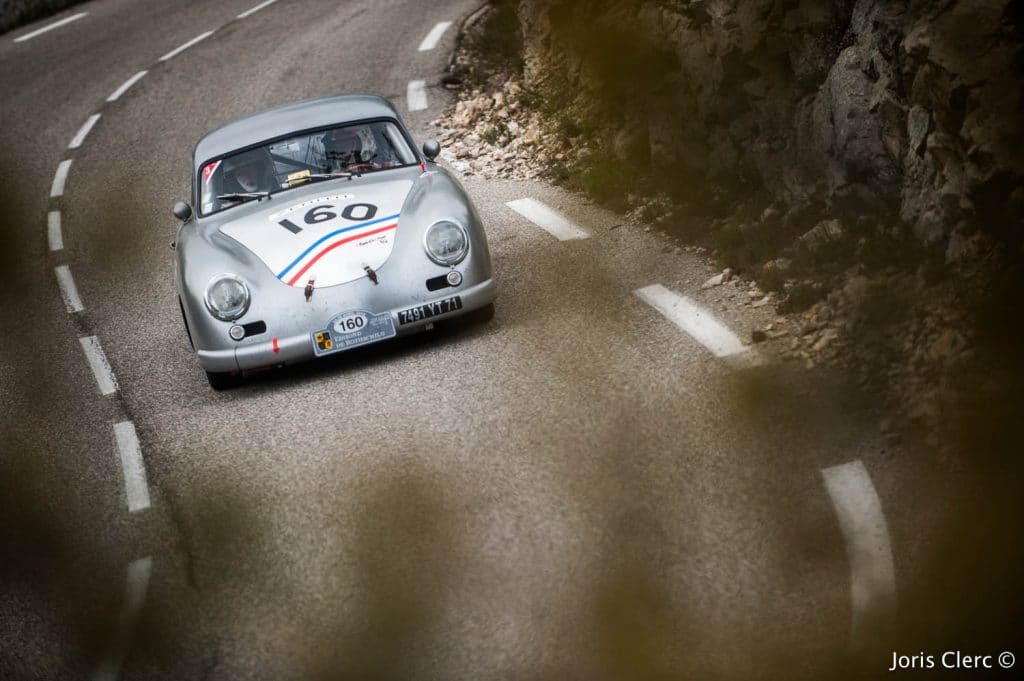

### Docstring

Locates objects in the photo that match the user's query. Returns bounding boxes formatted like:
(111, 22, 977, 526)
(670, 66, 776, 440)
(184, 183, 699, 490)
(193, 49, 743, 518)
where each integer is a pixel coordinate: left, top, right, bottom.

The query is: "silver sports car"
(171, 94, 496, 389)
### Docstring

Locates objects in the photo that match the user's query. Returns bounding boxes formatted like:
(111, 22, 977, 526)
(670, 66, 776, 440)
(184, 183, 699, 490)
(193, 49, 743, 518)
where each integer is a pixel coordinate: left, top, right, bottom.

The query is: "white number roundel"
(333, 313, 367, 334)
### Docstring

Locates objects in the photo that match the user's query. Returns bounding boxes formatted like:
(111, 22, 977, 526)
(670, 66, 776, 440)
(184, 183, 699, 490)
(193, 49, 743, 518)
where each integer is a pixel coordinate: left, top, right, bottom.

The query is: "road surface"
(1, 1, 1020, 679)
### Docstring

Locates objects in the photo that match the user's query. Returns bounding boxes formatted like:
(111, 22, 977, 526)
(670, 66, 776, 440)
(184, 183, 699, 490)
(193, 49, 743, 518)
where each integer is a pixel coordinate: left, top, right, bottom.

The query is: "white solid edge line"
(47, 211, 64, 251)
(107, 71, 148, 102)
(13, 12, 87, 42)
(93, 556, 152, 681)
(79, 336, 119, 396)
(50, 159, 72, 198)
(505, 198, 590, 240)
(113, 422, 151, 513)
(55, 265, 84, 313)
(237, 0, 278, 19)
(634, 284, 748, 357)
(159, 30, 214, 62)
(418, 21, 453, 51)
(68, 113, 101, 150)
(407, 80, 428, 112)
(821, 460, 897, 649)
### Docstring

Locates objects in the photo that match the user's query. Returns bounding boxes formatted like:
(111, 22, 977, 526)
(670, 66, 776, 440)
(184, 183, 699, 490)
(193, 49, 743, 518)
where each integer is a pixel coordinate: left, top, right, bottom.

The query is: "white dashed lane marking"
(821, 460, 897, 649)
(505, 198, 590, 240)
(50, 160, 72, 198)
(159, 30, 215, 62)
(79, 336, 119, 396)
(407, 80, 428, 111)
(113, 422, 151, 513)
(634, 284, 748, 358)
(237, 0, 278, 18)
(13, 12, 87, 43)
(55, 265, 84, 313)
(418, 21, 453, 51)
(93, 556, 152, 681)
(47, 211, 63, 251)
(107, 71, 148, 102)
(68, 113, 101, 150)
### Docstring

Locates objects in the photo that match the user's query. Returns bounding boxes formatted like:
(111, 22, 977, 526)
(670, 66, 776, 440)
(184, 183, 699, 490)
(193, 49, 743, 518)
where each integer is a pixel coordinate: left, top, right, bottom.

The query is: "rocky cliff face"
(0, 0, 85, 34)
(516, 0, 1023, 253)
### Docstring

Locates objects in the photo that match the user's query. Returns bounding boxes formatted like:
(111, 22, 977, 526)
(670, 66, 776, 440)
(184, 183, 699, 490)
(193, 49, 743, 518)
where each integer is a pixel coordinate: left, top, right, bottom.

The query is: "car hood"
(218, 176, 414, 288)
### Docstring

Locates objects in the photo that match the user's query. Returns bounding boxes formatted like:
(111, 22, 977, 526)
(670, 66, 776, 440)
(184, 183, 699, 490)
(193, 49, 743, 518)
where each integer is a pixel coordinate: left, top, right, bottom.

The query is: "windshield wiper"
(297, 172, 353, 183)
(216, 191, 271, 203)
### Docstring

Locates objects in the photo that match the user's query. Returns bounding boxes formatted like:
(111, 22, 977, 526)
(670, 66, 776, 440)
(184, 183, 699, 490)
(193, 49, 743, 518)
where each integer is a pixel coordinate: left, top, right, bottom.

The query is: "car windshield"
(198, 120, 418, 216)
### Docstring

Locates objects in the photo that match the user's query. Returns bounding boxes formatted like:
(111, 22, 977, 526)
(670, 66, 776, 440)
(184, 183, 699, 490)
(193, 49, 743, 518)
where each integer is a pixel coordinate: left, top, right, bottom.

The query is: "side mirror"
(422, 139, 440, 161)
(172, 201, 193, 221)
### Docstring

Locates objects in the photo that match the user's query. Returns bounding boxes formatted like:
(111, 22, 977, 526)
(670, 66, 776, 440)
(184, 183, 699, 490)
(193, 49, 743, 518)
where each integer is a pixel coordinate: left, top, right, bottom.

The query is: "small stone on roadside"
(702, 272, 726, 289)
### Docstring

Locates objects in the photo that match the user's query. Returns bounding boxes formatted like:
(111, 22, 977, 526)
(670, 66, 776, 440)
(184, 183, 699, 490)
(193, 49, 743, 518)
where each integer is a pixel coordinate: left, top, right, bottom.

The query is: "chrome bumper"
(197, 278, 496, 373)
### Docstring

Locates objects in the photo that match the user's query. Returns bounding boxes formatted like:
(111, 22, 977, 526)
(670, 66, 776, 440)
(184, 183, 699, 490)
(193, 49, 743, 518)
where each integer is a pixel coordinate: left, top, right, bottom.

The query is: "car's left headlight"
(204, 274, 250, 321)
(424, 220, 468, 266)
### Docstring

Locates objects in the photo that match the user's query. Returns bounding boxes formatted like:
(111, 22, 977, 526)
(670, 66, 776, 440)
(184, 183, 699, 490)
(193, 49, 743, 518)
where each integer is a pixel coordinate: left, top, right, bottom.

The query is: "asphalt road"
(1, 1, 1021, 680)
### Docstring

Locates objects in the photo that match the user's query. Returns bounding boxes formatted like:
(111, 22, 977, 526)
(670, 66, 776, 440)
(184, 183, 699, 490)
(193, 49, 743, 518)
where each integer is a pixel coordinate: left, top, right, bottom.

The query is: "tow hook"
(363, 265, 379, 285)
(304, 278, 315, 302)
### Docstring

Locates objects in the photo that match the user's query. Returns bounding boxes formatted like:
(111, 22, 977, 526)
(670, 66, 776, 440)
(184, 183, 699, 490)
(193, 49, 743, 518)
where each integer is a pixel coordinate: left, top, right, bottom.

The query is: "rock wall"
(516, 0, 1023, 250)
(1, 0, 85, 35)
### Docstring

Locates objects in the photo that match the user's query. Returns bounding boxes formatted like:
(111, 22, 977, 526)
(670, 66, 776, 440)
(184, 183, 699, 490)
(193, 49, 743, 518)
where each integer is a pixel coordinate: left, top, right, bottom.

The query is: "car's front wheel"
(206, 370, 243, 391)
(178, 297, 194, 350)
(461, 302, 495, 325)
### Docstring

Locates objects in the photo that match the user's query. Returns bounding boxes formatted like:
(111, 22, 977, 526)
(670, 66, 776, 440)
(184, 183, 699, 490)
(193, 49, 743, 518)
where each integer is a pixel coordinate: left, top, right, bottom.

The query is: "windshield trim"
(194, 116, 422, 218)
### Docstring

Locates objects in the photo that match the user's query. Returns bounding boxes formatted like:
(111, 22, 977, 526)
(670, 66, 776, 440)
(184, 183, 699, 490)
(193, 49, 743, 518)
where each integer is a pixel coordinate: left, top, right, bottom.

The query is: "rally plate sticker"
(312, 310, 396, 356)
(397, 296, 463, 325)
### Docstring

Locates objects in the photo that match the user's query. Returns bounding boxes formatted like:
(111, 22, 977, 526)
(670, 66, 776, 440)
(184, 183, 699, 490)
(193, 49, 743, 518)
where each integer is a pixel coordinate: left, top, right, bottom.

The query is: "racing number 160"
(278, 203, 378, 234)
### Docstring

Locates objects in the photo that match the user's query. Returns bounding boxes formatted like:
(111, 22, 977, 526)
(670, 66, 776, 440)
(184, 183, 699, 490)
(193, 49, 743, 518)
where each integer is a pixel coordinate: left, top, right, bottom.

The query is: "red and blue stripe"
(277, 213, 400, 286)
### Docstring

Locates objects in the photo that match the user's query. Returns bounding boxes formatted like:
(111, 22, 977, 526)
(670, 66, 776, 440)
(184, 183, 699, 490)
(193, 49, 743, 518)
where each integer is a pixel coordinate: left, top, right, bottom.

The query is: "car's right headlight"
(204, 274, 250, 321)
(424, 220, 468, 266)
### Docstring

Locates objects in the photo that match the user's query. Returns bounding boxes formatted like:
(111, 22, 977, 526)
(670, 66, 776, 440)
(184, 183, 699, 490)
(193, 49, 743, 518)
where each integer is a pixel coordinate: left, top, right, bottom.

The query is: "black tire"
(206, 370, 243, 391)
(461, 301, 495, 325)
(178, 297, 195, 350)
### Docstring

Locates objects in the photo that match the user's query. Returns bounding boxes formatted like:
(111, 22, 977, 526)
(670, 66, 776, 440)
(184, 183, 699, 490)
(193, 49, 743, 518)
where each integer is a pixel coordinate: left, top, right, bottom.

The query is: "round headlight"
(204, 274, 250, 321)
(424, 220, 468, 266)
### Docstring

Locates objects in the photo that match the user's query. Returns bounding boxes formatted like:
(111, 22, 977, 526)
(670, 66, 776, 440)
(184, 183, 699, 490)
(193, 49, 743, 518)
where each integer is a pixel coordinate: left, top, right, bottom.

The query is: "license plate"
(311, 309, 396, 356)
(397, 296, 463, 325)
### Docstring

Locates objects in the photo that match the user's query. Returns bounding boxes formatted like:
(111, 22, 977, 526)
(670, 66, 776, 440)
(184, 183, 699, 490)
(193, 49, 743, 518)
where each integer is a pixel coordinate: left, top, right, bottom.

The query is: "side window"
(383, 123, 416, 165)
(199, 160, 223, 215)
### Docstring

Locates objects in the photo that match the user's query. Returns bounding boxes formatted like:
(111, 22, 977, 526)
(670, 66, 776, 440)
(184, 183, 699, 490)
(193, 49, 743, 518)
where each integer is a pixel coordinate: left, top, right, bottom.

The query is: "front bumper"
(196, 278, 496, 373)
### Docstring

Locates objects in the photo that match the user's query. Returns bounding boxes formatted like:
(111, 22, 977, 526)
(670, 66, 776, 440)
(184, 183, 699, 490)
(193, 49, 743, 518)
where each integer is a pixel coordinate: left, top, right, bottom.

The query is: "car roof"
(193, 94, 403, 166)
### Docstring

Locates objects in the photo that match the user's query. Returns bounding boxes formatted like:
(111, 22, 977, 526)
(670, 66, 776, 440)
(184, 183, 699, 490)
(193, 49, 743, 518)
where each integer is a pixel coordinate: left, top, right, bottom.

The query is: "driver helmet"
(223, 151, 265, 192)
(323, 127, 373, 168)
